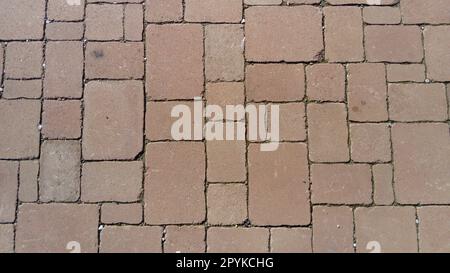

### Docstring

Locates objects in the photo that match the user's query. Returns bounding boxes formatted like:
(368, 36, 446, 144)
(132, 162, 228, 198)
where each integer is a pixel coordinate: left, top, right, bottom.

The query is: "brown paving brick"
(205, 24, 244, 82)
(81, 162, 142, 202)
(355, 207, 417, 253)
(327, 0, 399, 4)
(146, 0, 183, 22)
(350, 123, 391, 163)
(386, 64, 425, 83)
(246, 64, 305, 102)
(100, 226, 162, 253)
(0, 0, 45, 40)
(19, 160, 39, 203)
(39, 140, 80, 202)
(207, 184, 247, 225)
(101, 203, 142, 225)
(424, 26, 450, 81)
(125, 4, 143, 41)
(313, 206, 354, 253)
(363, 6, 401, 25)
(5, 42, 43, 79)
(83, 81, 144, 160)
(207, 227, 269, 253)
(401, 0, 450, 24)
(0, 100, 41, 159)
(46, 22, 84, 41)
(277, 103, 306, 141)
(0, 224, 14, 253)
(86, 4, 123, 41)
(307, 103, 349, 162)
(245, 0, 284, 4)
(418, 207, 450, 253)
(207, 141, 246, 183)
(389, 83, 448, 122)
(42, 100, 82, 139)
(0, 161, 18, 223)
(246, 6, 323, 62)
(249, 143, 310, 226)
(392, 123, 450, 204)
(365, 25, 423, 63)
(373, 164, 395, 205)
(16, 204, 98, 253)
(165, 226, 205, 253)
(311, 164, 372, 205)
(48, 0, 85, 21)
(271, 228, 312, 253)
(44, 41, 83, 98)
(206, 82, 245, 120)
(306, 64, 345, 102)
(3, 80, 42, 99)
(145, 142, 205, 224)
(324, 6, 363, 62)
(146, 24, 203, 100)
(185, 0, 242, 23)
(86, 42, 144, 79)
(347, 63, 388, 122)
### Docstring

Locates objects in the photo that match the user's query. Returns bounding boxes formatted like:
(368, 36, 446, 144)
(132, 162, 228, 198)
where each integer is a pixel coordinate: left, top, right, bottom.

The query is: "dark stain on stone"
(360, 100, 367, 106)
(352, 106, 360, 112)
(92, 50, 104, 59)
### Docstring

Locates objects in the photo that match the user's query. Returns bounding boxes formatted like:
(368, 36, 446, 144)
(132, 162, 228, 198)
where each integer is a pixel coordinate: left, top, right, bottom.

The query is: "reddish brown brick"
(386, 64, 425, 83)
(306, 64, 345, 102)
(185, 0, 242, 23)
(5, 42, 43, 79)
(249, 143, 310, 225)
(207, 141, 246, 183)
(207, 228, 269, 253)
(46, 22, 84, 41)
(401, 0, 450, 24)
(0, 161, 18, 223)
(206, 82, 245, 120)
(373, 164, 395, 205)
(42, 100, 82, 139)
(3, 80, 42, 99)
(363, 6, 401, 25)
(164, 226, 205, 253)
(0, 224, 14, 253)
(16, 204, 98, 253)
(145, 142, 205, 224)
(19, 160, 39, 203)
(146, 0, 183, 22)
(355, 207, 417, 253)
(100, 226, 162, 253)
(0, 0, 45, 39)
(418, 206, 450, 253)
(424, 26, 450, 81)
(86, 4, 123, 40)
(48, 0, 85, 21)
(271, 228, 312, 253)
(125, 4, 143, 41)
(350, 123, 391, 163)
(207, 184, 247, 225)
(101, 203, 142, 225)
(278, 103, 306, 141)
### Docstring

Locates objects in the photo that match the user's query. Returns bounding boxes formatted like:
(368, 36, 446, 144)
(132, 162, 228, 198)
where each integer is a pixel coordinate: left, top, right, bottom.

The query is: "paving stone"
(86, 4, 123, 40)
(418, 206, 450, 253)
(307, 103, 349, 162)
(2, 80, 42, 99)
(386, 64, 425, 83)
(350, 123, 391, 163)
(48, 0, 85, 21)
(206, 82, 245, 120)
(0, 0, 45, 39)
(81, 161, 142, 202)
(306, 64, 345, 102)
(101, 203, 142, 225)
(83, 81, 144, 160)
(46, 22, 84, 41)
(0, 224, 14, 253)
(0, 100, 41, 159)
(44, 41, 83, 98)
(271, 228, 312, 253)
(424, 26, 450, 81)
(205, 24, 244, 82)
(207, 184, 247, 225)
(42, 100, 82, 139)
(19, 161, 39, 203)
(311, 164, 372, 205)
(328, 0, 398, 4)
(125, 4, 143, 41)
(313, 206, 354, 253)
(39, 140, 80, 202)
(355, 207, 417, 253)
(363, 6, 401, 24)
(165, 226, 205, 253)
(185, 0, 242, 23)
(248, 143, 310, 226)
(373, 164, 395, 205)
(245, 6, 323, 62)
(392, 123, 450, 204)
(5, 42, 43, 79)
(146, 24, 203, 100)
(0, 161, 18, 223)
(145, 142, 205, 224)
(146, 0, 183, 22)
(277, 103, 307, 141)
(207, 227, 269, 253)
(16, 204, 98, 253)
(207, 140, 246, 183)
(389, 83, 448, 122)
(100, 226, 162, 253)
(401, 0, 450, 24)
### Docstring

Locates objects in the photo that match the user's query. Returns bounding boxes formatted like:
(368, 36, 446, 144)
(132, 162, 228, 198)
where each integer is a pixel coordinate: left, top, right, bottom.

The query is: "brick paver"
(1, 0, 449, 254)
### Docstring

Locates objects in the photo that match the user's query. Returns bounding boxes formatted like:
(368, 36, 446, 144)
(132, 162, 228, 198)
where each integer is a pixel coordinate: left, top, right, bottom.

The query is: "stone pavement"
(0, 0, 450, 253)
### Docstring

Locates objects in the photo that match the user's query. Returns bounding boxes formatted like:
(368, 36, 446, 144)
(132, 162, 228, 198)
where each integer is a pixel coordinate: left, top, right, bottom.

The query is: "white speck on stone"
(416, 219, 419, 224)
(38, 124, 43, 130)
(241, 19, 245, 24)
(176, 251, 181, 253)
(425, 79, 430, 83)
(98, 225, 104, 231)
(241, 37, 245, 50)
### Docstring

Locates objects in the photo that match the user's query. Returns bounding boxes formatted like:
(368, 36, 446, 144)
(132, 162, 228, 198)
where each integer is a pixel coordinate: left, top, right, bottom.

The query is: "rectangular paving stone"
(306, 64, 345, 102)
(164, 226, 205, 253)
(86, 4, 123, 40)
(392, 123, 450, 204)
(424, 26, 450, 81)
(205, 24, 244, 82)
(313, 206, 354, 253)
(373, 164, 395, 205)
(48, 0, 85, 21)
(0, 224, 14, 253)
(83, 81, 144, 160)
(248, 143, 310, 226)
(206, 82, 245, 121)
(271, 228, 312, 253)
(401, 0, 450, 24)
(44, 41, 83, 98)
(16, 204, 98, 253)
(207, 140, 246, 183)
(101, 203, 142, 225)
(146, 0, 183, 22)
(207, 184, 247, 225)
(245, 6, 323, 62)
(418, 207, 450, 253)
(355, 207, 417, 253)
(125, 4, 143, 41)
(0, 0, 45, 39)
(19, 160, 39, 203)
(86, 42, 144, 79)
(0, 100, 41, 159)
(100, 226, 162, 253)
(42, 100, 82, 139)
(145, 142, 205, 224)
(46, 22, 84, 41)
(0, 161, 18, 223)
(350, 123, 391, 163)
(277, 103, 307, 141)
(3, 80, 42, 99)
(207, 227, 269, 253)
(5, 42, 43, 79)
(146, 24, 203, 100)
(307, 103, 349, 162)
(82, 161, 142, 202)
(363, 6, 401, 25)
(39, 140, 80, 202)
(311, 164, 372, 205)
(386, 64, 425, 83)
(185, 0, 242, 23)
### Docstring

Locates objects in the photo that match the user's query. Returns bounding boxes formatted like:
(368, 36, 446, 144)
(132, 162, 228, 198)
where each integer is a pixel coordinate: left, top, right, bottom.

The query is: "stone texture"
(0, 225, 14, 253)
(386, 64, 425, 83)
(207, 140, 246, 183)
(146, 0, 183, 22)
(125, 4, 143, 41)
(401, 0, 450, 24)
(86, 4, 123, 40)
(373, 164, 395, 205)
(42, 100, 82, 139)
(271, 228, 312, 253)
(48, 0, 85, 21)
(350, 123, 391, 163)
(101, 203, 142, 225)
(0, 0, 45, 39)
(0, 161, 18, 223)
(3, 80, 42, 99)
(100, 226, 162, 253)
(46, 22, 84, 40)
(306, 64, 345, 102)
(165, 226, 205, 253)
(185, 0, 242, 23)
(363, 6, 401, 24)
(207, 184, 247, 225)
(418, 206, 450, 253)
(5, 42, 43, 79)
(207, 228, 269, 253)
(424, 26, 450, 81)
(19, 161, 39, 203)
